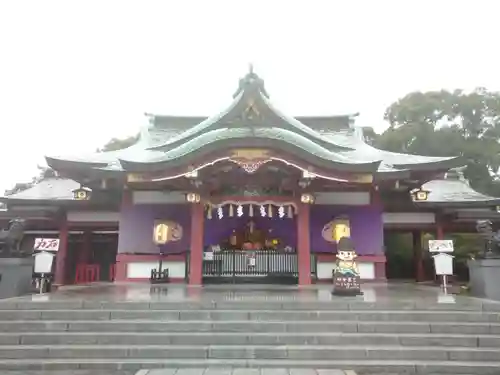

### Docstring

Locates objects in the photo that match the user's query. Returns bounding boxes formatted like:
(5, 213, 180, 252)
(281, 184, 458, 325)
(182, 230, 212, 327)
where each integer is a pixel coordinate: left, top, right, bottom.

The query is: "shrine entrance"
(202, 249, 299, 284)
(200, 201, 316, 284)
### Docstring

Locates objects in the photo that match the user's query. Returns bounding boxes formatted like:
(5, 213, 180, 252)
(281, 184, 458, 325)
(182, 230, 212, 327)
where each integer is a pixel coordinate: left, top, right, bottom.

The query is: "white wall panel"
(382, 212, 435, 224)
(314, 192, 371, 205)
(126, 261, 186, 279)
(132, 191, 186, 204)
(67, 211, 119, 223)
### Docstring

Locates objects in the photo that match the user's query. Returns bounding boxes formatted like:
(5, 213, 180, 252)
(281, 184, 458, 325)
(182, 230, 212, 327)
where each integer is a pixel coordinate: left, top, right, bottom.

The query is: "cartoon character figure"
(335, 249, 360, 278)
(334, 236, 360, 276)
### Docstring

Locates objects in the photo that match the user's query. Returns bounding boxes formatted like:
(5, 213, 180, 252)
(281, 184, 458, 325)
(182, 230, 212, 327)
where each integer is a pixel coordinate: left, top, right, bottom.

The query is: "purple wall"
(118, 204, 191, 254)
(118, 203, 384, 256)
(310, 205, 384, 255)
(204, 216, 297, 248)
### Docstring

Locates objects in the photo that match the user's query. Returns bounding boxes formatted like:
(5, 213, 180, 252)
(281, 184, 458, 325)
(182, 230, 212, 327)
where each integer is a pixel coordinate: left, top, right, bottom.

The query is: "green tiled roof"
(46, 69, 462, 178)
(416, 170, 500, 207)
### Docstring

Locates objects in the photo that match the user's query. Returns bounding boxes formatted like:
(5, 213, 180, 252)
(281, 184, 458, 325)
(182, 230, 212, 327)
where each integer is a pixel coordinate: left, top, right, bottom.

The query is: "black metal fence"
(188, 249, 317, 284)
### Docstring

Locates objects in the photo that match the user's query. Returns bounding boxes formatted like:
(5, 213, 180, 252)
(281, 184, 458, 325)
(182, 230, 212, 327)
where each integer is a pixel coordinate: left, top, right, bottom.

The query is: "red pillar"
(297, 202, 312, 286)
(54, 216, 69, 285)
(413, 230, 425, 282)
(189, 203, 204, 285)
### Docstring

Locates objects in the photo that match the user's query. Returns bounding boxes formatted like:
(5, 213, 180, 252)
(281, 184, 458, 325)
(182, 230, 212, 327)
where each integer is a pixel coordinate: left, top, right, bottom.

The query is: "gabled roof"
(416, 170, 500, 207)
(46, 69, 462, 179)
(0, 178, 80, 202)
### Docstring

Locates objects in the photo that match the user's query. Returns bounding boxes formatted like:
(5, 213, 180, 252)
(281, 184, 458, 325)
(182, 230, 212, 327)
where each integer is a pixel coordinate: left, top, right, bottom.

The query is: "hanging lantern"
(229, 204, 234, 217)
(260, 205, 266, 217)
(237, 205, 243, 217)
(249, 204, 254, 217)
(411, 188, 430, 202)
(217, 206, 223, 219)
(207, 203, 212, 219)
(278, 206, 285, 218)
(268, 204, 272, 217)
(300, 193, 315, 204)
(186, 193, 201, 203)
(288, 205, 293, 218)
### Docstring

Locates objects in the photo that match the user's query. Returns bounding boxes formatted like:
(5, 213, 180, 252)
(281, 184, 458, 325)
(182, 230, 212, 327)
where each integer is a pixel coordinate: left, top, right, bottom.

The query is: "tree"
(97, 135, 138, 152)
(375, 89, 500, 195)
(4, 135, 138, 196)
(4, 166, 57, 196)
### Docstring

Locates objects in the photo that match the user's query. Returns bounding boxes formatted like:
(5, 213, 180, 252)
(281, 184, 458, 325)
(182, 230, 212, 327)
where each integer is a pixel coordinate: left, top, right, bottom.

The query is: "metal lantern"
(186, 193, 201, 203)
(300, 193, 315, 204)
(73, 187, 91, 201)
(411, 188, 430, 202)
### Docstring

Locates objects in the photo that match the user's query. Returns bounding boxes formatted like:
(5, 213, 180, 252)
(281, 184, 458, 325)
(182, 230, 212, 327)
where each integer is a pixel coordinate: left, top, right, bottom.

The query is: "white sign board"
(33, 238, 60, 252)
(33, 251, 55, 274)
(429, 240, 454, 253)
(203, 252, 214, 261)
(433, 253, 454, 275)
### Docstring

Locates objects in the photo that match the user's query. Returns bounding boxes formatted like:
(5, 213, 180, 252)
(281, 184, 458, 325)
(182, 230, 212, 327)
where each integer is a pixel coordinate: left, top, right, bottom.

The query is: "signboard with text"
(433, 253, 454, 276)
(33, 238, 60, 252)
(333, 275, 361, 293)
(429, 240, 454, 253)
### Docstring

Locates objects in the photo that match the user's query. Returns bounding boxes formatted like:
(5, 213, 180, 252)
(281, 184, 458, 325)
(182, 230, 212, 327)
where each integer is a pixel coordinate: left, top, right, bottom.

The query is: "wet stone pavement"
(7, 281, 494, 307)
(0, 370, 359, 375)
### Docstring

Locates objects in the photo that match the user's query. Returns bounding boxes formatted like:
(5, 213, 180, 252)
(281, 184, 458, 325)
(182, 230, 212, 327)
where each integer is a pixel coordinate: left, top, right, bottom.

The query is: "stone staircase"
(0, 292, 500, 374)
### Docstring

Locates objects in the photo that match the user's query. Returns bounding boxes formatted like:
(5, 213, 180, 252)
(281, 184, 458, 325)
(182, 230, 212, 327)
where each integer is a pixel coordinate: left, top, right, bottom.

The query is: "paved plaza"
(7, 281, 486, 306)
(0, 370, 358, 375)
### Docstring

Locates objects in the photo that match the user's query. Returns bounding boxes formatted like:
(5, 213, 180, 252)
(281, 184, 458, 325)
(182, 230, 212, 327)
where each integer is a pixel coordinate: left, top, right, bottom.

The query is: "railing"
(185, 250, 317, 283)
(74, 264, 116, 284)
(203, 250, 298, 278)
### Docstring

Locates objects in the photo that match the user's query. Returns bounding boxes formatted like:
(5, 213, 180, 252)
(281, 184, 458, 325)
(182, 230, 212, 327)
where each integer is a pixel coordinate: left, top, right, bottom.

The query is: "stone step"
(0, 344, 498, 361)
(2, 332, 500, 347)
(0, 320, 499, 334)
(0, 309, 498, 322)
(3, 300, 500, 312)
(0, 358, 499, 374)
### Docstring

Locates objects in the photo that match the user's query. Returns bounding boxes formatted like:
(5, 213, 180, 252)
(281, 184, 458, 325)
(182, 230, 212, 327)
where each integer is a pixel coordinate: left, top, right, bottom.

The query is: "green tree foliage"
(375, 89, 500, 195)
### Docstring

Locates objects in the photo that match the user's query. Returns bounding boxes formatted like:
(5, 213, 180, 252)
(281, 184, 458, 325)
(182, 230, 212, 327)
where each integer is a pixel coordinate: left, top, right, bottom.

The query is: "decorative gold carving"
(230, 149, 270, 160)
(229, 149, 271, 174)
(349, 174, 373, 184)
(243, 98, 260, 119)
(153, 220, 183, 245)
(127, 173, 147, 183)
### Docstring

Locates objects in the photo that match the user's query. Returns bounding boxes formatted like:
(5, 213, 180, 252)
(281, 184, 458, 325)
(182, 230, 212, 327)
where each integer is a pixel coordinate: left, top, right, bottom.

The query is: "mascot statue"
(332, 237, 363, 296)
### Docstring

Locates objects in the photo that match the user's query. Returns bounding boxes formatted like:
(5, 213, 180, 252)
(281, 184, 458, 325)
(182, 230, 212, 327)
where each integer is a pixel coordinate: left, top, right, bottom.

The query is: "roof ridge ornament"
(233, 65, 270, 99)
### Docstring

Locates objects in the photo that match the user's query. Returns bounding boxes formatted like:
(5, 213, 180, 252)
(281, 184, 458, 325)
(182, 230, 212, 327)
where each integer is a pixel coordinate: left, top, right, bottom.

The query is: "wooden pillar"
(54, 216, 69, 285)
(297, 203, 312, 286)
(81, 230, 92, 263)
(412, 230, 425, 282)
(436, 218, 444, 240)
(189, 203, 204, 285)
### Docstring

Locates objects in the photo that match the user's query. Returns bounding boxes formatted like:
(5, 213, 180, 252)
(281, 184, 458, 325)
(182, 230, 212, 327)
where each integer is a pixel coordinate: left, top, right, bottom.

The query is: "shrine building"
(2, 69, 500, 286)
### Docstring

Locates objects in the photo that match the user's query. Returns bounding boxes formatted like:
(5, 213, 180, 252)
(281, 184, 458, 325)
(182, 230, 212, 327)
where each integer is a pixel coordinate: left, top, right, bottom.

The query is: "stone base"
(332, 288, 364, 296)
(468, 258, 500, 301)
(0, 258, 34, 299)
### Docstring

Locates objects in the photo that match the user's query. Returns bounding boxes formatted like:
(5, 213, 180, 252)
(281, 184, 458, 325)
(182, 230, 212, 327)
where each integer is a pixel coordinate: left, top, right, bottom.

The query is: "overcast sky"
(0, 0, 498, 193)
